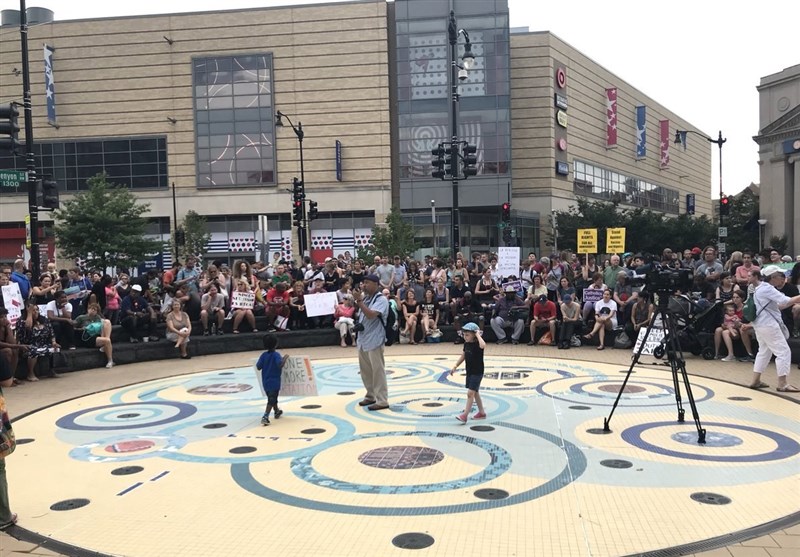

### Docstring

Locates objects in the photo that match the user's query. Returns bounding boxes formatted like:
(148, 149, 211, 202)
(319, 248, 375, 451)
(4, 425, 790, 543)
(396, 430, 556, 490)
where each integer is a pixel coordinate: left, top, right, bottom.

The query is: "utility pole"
(20, 0, 41, 274)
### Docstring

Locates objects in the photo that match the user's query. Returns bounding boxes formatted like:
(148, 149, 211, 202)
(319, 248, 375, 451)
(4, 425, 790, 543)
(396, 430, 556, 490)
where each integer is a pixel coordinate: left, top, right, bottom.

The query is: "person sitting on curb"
(490, 285, 527, 345)
(529, 294, 557, 346)
(74, 303, 115, 368)
(165, 299, 192, 360)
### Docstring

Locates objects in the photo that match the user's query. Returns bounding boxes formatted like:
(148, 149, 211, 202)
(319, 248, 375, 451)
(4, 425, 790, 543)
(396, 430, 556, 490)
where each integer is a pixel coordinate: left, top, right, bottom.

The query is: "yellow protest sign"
(606, 227, 626, 253)
(577, 228, 597, 254)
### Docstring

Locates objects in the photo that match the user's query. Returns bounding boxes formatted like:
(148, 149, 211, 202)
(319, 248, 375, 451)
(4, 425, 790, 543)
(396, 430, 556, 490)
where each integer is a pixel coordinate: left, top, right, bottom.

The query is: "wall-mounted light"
(163, 36, 174, 45)
(166, 117, 177, 124)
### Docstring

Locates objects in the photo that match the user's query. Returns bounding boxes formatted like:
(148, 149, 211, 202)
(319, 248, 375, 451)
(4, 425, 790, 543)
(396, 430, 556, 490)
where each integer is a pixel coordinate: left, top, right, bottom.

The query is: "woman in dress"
(165, 299, 192, 359)
(432, 276, 450, 324)
(15, 302, 59, 381)
(474, 268, 499, 311)
(401, 289, 420, 344)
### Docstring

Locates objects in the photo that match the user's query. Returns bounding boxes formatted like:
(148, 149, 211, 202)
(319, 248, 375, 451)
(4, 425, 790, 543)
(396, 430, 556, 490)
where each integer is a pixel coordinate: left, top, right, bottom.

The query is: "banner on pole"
(606, 228, 626, 253)
(577, 228, 598, 254)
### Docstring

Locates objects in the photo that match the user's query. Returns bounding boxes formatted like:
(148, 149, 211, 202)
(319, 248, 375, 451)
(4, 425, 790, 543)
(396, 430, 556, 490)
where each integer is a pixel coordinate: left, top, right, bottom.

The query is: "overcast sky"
(16, 0, 800, 198)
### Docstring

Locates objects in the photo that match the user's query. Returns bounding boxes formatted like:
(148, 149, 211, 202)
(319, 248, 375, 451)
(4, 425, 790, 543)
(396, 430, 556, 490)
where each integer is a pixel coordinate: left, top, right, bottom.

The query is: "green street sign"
(0, 169, 27, 188)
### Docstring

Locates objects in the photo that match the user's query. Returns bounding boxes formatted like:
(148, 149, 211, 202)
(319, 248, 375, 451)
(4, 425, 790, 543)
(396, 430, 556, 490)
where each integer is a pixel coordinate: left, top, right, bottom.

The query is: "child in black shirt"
(450, 322, 486, 423)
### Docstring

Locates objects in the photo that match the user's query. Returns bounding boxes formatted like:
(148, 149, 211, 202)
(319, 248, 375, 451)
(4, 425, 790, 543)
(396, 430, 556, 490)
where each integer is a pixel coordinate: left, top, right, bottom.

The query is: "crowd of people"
(1, 244, 799, 387)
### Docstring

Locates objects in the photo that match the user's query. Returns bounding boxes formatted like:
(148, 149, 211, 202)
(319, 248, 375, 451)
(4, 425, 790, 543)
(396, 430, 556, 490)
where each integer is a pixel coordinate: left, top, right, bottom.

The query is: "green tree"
(724, 189, 759, 254)
(172, 210, 211, 264)
(53, 174, 161, 270)
(356, 206, 419, 261)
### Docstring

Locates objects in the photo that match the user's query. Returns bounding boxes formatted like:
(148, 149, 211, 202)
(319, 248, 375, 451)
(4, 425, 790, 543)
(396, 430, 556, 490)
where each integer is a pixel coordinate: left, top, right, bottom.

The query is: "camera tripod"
(603, 290, 706, 444)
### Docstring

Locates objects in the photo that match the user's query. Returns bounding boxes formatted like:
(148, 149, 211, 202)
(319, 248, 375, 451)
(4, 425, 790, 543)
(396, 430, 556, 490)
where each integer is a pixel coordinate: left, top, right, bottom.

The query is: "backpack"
(383, 301, 397, 346)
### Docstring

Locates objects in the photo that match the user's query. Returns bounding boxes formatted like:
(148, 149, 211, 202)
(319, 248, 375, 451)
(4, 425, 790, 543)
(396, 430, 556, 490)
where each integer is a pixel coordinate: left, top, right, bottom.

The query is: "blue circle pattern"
(570, 380, 673, 400)
(69, 434, 188, 463)
(56, 402, 197, 431)
(622, 422, 800, 462)
(437, 366, 576, 391)
(290, 431, 512, 494)
(536, 376, 714, 407)
(231, 422, 587, 516)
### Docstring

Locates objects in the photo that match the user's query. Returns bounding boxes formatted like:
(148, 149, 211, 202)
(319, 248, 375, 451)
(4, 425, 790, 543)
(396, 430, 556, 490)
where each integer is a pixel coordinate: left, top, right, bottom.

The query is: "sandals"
(0, 512, 18, 530)
(777, 385, 800, 393)
(748, 382, 769, 390)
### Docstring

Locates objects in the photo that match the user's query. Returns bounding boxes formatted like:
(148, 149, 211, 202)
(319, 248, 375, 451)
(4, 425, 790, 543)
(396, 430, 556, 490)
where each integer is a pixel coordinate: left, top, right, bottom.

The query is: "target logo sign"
(556, 67, 566, 89)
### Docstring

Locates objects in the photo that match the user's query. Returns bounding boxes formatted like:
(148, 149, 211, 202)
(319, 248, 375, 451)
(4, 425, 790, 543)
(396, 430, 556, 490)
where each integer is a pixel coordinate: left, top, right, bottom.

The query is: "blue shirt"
(120, 294, 149, 316)
(356, 293, 389, 352)
(256, 350, 283, 392)
(10, 271, 31, 299)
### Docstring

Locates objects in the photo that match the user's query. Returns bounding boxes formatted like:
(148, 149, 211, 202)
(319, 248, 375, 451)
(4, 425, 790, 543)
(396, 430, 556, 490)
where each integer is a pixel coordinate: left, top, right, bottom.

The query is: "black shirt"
(463, 341, 484, 375)
(779, 283, 799, 330)
(450, 284, 470, 301)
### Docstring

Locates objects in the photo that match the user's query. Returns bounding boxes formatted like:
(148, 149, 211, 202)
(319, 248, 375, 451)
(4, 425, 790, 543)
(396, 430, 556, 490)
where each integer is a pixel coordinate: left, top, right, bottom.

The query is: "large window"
(573, 160, 680, 214)
(0, 136, 167, 193)
(193, 54, 276, 188)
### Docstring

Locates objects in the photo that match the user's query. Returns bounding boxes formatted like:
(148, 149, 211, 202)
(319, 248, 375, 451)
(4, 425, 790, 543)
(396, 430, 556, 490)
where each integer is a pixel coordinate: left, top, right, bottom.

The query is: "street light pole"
(19, 0, 40, 274)
(276, 111, 307, 257)
(448, 11, 461, 259)
(674, 129, 727, 223)
(758, 218, 767, 252)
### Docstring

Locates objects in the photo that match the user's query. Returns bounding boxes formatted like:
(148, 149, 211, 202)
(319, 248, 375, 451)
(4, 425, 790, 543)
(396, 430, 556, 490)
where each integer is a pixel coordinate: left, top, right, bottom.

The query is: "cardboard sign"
(577, 228, 597, 254)
(633, 327, 665, 356)
(304, 292, 338, 317)
(231, 291, 255, 310)
(607, 227, 626, 253)
(255, 355, 317, 396)
(1, 283, 23, 326)
(497, 246, 521, 279)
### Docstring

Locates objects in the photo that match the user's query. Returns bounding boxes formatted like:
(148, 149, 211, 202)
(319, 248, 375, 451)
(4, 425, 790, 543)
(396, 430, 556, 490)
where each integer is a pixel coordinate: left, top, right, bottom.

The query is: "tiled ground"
(1, 343, 798, 557)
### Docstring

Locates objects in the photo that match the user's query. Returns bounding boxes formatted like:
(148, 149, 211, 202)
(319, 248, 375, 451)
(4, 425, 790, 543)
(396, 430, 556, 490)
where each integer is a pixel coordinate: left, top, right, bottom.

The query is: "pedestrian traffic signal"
(40, 179, 60, 210)
(502, 202, 510, 222)
(292, 200, 303, 228)
(431, 143, 452, 180)
(720, 195, 730, 216)
(461, 143, 477, 178)
(0, 103, 20, 153)
(308, 200, 318, 221)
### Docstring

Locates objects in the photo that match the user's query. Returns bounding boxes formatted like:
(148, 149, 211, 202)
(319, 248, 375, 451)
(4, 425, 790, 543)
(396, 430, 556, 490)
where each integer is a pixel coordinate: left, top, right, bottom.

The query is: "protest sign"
(607, 227, 626, 253)
(1, 283, 23, 326)
(577, 228, 598, 254)
(633, 327, 665, 356)
(231, 291, 255, 310)
(497, 246, 521, 279)
(305, 292, 337, 317)
(254, 355, 317, 396)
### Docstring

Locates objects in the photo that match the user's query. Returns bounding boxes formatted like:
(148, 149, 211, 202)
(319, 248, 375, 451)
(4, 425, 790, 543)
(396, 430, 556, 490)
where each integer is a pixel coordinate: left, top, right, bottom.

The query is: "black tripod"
(603, 290, 706, 444)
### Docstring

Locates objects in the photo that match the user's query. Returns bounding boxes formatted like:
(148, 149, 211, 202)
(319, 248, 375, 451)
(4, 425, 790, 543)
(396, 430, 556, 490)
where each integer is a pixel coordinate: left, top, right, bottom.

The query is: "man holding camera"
(490, 285, 527, 345)
(353, 274, 390, 411)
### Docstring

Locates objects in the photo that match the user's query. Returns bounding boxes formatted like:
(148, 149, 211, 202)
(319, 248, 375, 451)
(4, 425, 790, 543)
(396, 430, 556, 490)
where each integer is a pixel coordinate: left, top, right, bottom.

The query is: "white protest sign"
(1, 283, 24, 326)
(633, 327, 665, 356)
(304, 292, 338, 317)
(231, 291, 255, 310)
(582, 287, 604, 304)
(497, 246, 521, 279)
(254, 355, 317, 396)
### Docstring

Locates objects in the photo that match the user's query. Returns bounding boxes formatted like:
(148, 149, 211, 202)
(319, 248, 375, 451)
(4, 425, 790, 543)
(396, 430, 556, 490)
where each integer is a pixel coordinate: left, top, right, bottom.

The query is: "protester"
(529, 294, 557, 346)
(74, 303, 115, 368)
(584, 289, 617, 350)
(333, 295, 356, 347)
(15, 302, 59, 382)
(354, 274, 389, 411)
(165, 299, 192, 359)
(0, 355, 17, 530)
(490, 285, 527, 345)
(120, 284, 157, 343)
(558, 294, 583, 349)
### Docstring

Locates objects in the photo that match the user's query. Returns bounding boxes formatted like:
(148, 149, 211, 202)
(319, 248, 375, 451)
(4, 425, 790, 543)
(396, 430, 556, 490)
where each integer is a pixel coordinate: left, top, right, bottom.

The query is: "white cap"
(760, 265, 784, 278)
(131, 284, 143, 292)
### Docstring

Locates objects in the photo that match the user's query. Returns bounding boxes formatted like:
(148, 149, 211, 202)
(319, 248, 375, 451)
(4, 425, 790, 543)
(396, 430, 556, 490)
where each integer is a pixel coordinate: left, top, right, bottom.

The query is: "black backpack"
(382, 299, 397, 346)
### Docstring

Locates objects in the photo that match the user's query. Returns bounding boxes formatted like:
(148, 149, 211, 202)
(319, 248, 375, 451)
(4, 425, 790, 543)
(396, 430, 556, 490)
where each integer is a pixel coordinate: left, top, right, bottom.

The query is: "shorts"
(465, 374, 483, 392)
(266, 390, 279, 406)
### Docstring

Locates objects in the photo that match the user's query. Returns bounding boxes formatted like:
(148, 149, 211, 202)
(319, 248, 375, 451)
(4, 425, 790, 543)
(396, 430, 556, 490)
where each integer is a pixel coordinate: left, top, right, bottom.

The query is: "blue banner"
(635, 105, 646, 158)
(44, 44, 57, 126)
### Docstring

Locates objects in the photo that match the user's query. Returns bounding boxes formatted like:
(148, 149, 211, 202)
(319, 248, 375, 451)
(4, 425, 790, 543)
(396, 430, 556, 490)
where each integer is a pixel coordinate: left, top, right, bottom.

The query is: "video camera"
(634, 254, 692, 294)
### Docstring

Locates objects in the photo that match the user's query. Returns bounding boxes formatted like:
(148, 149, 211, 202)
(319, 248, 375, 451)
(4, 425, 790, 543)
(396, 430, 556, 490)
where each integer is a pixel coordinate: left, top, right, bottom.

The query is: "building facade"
(754, 63, 800, 255)
(0, 0, 711, 269)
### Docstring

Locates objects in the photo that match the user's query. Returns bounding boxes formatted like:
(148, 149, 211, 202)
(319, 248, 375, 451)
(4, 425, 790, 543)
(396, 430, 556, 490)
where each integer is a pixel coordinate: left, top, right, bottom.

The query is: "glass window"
(194, 54, 276, 189)
(573, 160, 680, 214)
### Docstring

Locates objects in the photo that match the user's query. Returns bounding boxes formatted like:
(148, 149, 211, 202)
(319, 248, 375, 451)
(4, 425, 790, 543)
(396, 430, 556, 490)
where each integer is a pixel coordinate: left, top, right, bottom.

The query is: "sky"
(15, 0, 800, 198)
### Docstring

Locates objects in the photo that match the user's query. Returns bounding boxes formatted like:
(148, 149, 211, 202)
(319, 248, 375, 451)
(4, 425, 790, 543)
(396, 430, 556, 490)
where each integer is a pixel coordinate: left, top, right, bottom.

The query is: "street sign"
(718, 242, 726, 253)
(718, 227, 728, 237)
(0, 169, 27, 188)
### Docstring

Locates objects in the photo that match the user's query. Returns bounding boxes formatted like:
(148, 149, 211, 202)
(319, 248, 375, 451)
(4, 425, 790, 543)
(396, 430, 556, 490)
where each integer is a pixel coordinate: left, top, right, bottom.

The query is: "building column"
(793, 158, 800, 255)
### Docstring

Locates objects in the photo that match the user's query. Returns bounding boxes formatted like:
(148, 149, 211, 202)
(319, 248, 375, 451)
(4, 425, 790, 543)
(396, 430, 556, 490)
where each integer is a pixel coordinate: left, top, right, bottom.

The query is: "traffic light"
(308, 200, 318, 221)
(720, 195, 730, 216)
(40, 179, 59, 210)
(431, 143, 452, 179)
(503, 226, 512, 244)
(0, 103, 20, 153)
(175, 228, 186, 247)
(292, 177, 305, 227)
(502, 202, 510, 222)
(292, 177, 305, 202)
(292, 200, 303, 227)
(461, 143, 477, 178)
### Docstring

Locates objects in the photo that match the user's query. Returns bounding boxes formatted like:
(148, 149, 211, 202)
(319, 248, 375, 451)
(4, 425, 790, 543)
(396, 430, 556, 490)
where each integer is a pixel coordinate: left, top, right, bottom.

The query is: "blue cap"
(461, 322, 480, 332)
(363, 273, 381, 283)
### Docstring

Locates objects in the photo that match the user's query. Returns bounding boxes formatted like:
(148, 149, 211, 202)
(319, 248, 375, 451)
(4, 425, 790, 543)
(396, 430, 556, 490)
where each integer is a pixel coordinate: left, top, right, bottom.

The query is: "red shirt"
(533, 300, 557, 320)
(267, 288, 289, 305)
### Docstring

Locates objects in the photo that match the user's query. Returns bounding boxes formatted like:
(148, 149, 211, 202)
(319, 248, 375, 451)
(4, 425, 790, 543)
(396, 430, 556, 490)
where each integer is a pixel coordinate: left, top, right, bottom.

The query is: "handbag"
(0, 388, 15, 459)
(82, 320, 103, 341)
(537, 331, 553, 345)
(274, 315, 289, 331)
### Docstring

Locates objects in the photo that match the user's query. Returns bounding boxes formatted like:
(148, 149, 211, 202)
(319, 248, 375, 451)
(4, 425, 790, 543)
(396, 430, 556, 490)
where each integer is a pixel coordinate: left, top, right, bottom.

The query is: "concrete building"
(754, 63, 800, 255)
(0, 0, 711, 269)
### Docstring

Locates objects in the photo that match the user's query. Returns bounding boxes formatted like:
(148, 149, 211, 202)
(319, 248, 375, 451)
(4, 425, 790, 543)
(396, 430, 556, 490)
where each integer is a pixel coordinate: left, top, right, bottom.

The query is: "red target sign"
(556, 67, 566, 89)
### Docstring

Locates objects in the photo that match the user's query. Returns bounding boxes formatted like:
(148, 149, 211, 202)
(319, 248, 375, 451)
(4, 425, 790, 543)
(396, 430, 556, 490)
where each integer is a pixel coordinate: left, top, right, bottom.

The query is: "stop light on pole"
(720, 195, 730, 216)
(502, 202, 510, 222)
(40, 179, 60, 210)
(292, 200, 303, 227)
(308, 200, 319, 221)
(0, 103, 20, 153)
(431, 143, 452, 180)
(461, 143, 477, 178)
(292, 177, 305, 227)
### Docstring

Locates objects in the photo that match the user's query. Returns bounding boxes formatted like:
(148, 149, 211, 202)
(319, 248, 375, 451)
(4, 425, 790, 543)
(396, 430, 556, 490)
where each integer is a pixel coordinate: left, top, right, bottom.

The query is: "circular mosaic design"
(50, 498, 90, 511)
(597, 384, 646, 394)
(358, 446, 445, 469)
(392, 532, 435, 549)
(56, 402, 197, 432)
(187, 383, 252, 395)
(111, 466, 144, 476)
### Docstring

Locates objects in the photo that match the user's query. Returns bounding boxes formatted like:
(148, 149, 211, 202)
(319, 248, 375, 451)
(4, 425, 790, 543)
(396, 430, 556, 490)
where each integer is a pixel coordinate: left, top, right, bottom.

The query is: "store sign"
(556, 110, 568, 128)
(335, 140, 342, 181)
(555, 93, 568, 110)
(555, 161, 569, 176)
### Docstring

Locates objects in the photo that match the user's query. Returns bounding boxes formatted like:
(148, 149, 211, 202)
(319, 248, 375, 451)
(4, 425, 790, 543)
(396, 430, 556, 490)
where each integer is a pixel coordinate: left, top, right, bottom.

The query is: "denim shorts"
(465, 374, 483, 392)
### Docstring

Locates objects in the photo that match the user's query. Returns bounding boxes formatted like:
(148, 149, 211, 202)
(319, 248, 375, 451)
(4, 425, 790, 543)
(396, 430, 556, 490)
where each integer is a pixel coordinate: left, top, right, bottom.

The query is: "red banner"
(606, 88, 617, 147)
(659, 119, 670, 168)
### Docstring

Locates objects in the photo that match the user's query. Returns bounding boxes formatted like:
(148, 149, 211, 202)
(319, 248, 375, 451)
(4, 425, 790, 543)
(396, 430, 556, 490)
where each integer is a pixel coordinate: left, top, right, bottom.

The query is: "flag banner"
(635, 106, 646, 158)
(44, 44, 57, 126)
(660, 119, 670, 168)
(678, 130, 688, 151)
(606, 88, 617, 147)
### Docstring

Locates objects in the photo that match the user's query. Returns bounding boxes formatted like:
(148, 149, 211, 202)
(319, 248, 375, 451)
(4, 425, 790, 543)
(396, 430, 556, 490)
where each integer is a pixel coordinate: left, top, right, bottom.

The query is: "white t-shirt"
(594, 299, 617, 318)
(45, 300, 72, 318)
(752, 282, 790, 329)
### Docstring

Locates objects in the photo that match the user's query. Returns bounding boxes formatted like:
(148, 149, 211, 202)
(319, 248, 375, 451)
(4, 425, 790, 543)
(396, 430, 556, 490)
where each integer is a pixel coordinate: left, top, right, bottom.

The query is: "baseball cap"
(131, 284, 142, 292)
(504, 284, 517, 293)
(562, 294, 572, 303)
(691, 247, 701, 255)
(538, 294, 548, 303)
(363, 273, 381, 283)
(761, 265, 784, 278)
(461, 322, 480, 332)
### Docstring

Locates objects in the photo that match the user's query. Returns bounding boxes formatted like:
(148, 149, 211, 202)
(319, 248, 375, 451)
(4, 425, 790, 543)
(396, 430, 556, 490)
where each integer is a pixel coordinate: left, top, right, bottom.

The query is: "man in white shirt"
(46, 291, 75, 350)
(748, 266, 800, 392)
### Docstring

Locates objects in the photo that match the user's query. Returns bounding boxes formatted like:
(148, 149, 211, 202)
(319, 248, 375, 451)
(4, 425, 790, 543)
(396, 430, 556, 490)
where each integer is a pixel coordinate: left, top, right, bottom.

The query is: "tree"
(53, 174, 161, 271)
(172, 210, 210, 265)
(724, 188, 759, 254)
(356, 206, 419, 260)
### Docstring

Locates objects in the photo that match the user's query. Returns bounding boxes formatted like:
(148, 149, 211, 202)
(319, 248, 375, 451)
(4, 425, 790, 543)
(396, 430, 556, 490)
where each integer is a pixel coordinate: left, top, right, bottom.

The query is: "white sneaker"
(720, 355, 736, 362)
(106, 361, 115, 368)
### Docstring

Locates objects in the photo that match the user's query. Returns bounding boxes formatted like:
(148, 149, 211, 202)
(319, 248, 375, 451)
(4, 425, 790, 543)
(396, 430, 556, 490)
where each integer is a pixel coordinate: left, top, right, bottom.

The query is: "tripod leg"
(665, 305, 706, 443)
(664, 312, 686, 422)
(603, 311, 657, 432)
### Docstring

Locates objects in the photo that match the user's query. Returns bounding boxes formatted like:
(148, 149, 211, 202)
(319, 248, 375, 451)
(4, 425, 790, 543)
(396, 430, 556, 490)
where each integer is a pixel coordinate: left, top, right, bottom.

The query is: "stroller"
(651, 294, 722, 360)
